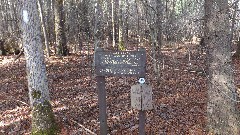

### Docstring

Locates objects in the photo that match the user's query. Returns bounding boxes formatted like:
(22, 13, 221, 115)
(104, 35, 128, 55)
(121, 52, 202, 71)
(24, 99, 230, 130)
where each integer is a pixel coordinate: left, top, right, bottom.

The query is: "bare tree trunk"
(47, 0, 55, 49)
(93, 0, 102, 50)
(156, 0, 163, 48)
(155, 0, 164, 81)
(230, 0, 239, 45)
(0, 0, 2, 38)
(0, 40, 6, 55)
(55, 0, 67, 56)
(38, 0, 50, 57)
(123, 0, 129, 47)
(112, 0, 116, 47)
(20, 0, 58, 134)
(93, 0, 103, 68)
(205, 0, 240, 134)
(118, 0, 124, 50)
(1, 0, 8, 37)
(135, 0, 139, 50)
(231, 0, 240, 57)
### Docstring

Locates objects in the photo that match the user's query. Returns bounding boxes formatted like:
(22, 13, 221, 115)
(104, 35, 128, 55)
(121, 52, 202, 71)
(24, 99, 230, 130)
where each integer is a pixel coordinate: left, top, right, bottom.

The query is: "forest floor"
(1, 43, 240, 135)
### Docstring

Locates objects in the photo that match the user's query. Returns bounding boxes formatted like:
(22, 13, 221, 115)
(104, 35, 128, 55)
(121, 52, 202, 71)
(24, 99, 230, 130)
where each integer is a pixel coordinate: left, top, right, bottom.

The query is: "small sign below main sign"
(131, 84, 153, 111)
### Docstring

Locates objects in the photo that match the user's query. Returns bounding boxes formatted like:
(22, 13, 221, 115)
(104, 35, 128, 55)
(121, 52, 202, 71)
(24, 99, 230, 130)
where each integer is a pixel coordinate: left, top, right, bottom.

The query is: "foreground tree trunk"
(20, 0, 58, 134)
(205, 0, 240, 134)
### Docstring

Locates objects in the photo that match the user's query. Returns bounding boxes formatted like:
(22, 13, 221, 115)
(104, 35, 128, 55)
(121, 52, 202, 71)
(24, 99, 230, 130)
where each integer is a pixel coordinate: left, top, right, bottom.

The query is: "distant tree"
(205, 0, 240, 134)
(55, 0, 68, 56)
(155, 0, 163, 47)
(46, 0, 56, 48)
(38, 0, 50, 57)
(118, 0, 124, 50)
(112, 0, 116, 47)
(20, 0, 58, 134)
(0, 39, 6, 55)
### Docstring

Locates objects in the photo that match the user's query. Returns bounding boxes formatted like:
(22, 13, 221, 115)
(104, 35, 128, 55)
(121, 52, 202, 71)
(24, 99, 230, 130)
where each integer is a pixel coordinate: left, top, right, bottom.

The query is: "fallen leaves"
(1, 43, 240, 134)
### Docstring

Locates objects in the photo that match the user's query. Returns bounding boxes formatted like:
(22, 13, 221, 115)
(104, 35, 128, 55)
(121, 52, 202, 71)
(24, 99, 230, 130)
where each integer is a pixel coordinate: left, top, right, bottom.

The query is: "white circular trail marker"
(139, 78, 145, 84)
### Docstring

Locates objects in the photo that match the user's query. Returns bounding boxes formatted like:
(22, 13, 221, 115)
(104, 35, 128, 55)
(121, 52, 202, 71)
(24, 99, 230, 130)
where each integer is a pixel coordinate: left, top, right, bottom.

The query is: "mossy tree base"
(31, 100, 59, 135)
(118, 41, 125, 51)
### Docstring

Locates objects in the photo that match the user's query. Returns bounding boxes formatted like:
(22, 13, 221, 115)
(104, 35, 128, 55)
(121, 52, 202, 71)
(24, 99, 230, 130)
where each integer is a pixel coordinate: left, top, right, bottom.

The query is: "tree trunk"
(156, 0, 163, 48)
(93, 0, 102, 50)
(124, 0, 129, 47)
(0, 40, 6, 55)
(230, 0, 239, 45)
(135, 0, 139, 50)
(205, 0, 240, 134)
(55, 0, 67, 56)
(231, 0, 240, 57)
(118, 0, 124, 50)
(38, 0, 51, 57)
(0, 0, 2, 38)
(47, 0, 55, 49)
(93, 0, 103, 68)
(20, 0, 58, 134)
(155, 0, 163, 81)
(112, 0, 116, 47)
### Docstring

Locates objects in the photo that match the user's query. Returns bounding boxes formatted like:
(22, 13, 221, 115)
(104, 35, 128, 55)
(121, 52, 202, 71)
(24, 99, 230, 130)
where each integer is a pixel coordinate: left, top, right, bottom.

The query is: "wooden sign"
(94, 48, 147, 134)
(95, 48, 146, 77)
(131, 84, 153, 111)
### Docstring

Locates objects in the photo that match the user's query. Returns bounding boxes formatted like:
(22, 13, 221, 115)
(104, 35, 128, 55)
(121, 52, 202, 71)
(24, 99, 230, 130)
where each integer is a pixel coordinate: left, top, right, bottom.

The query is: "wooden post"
(139, 110, 145, 135)
(96, 76, 108, 135)
(139, 83, 145, 135)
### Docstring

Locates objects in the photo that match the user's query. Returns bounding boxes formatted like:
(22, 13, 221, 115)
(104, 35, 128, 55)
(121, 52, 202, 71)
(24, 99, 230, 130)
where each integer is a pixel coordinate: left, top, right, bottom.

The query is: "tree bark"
(231, 0, 240, 57)
(47, 0, 56, 48)
(38, 0, 50, 57)
(230, 0, 239, 45)
(124, 0, 129, 46)
(20, 0, 58, 134)
(0, 40, 6, 55)
(55, 0, 67, 56)
(205, 0, 240, 134)
(93, 0, 102, 50)
(135, 0, 140, 50)
(112, 0, 116, 47)
(118, 0, 124, 50)
(93, 0, 103, 68)
(156, 0, 163, 48)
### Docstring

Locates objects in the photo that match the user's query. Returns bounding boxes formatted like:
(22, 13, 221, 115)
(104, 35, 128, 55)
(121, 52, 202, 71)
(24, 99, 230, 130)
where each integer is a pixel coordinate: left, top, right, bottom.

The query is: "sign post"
(95, 48, 146, 135)
(131, 78, 153, 135)
(139, 110, 145, 135)
(96, 76, 107, 135)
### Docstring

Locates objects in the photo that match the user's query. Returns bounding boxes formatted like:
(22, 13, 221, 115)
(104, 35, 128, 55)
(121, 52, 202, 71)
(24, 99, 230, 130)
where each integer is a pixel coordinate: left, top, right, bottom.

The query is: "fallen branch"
(0, 92, 29, 106)
(14, 49, 24, 61)
(71, 119, 97, 135)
